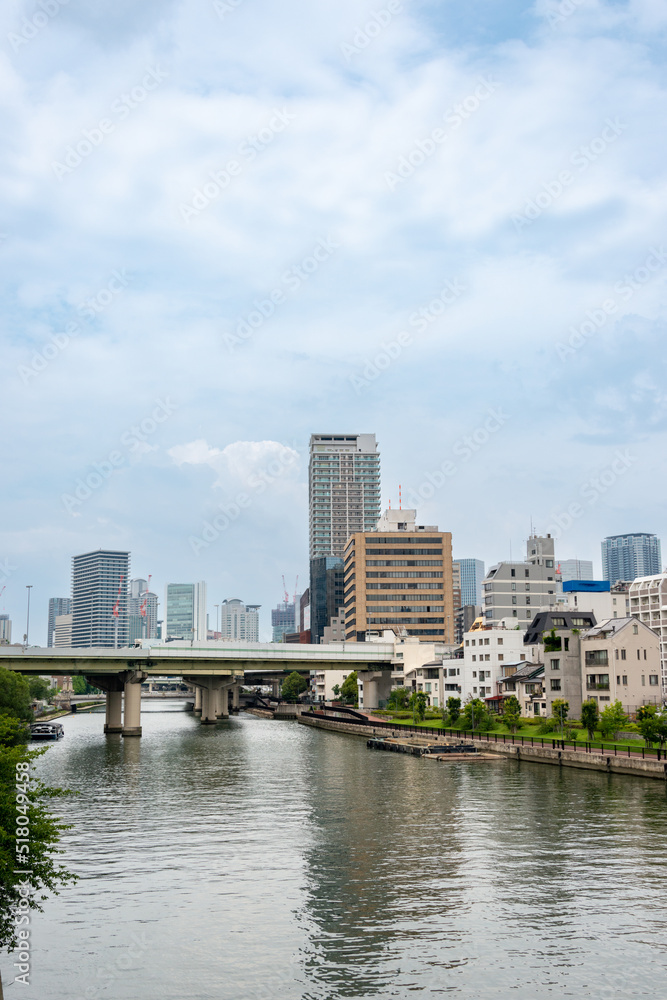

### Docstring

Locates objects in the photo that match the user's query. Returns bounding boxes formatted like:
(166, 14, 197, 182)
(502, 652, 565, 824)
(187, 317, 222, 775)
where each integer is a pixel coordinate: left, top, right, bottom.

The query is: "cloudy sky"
(2, 0, 666, 642)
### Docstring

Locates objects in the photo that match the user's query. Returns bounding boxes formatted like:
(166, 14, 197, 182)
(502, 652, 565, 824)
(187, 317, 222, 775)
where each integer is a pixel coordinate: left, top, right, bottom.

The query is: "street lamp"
(24, 585, 33, 647)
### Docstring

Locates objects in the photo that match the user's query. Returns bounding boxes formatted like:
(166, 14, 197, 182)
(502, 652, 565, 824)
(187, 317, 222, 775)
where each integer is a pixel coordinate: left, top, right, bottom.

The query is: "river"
(7, 704, 667, 999)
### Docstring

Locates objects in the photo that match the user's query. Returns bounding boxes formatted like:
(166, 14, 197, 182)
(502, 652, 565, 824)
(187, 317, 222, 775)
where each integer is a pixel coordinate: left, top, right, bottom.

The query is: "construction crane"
(281, 575, 289, 604)
(292, 576, 299, 606)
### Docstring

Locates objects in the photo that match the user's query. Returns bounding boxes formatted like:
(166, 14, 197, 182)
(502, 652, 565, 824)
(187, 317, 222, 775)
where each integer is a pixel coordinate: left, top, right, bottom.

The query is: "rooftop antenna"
(399, 484, 402, 510)
(510, 541, 513, 564)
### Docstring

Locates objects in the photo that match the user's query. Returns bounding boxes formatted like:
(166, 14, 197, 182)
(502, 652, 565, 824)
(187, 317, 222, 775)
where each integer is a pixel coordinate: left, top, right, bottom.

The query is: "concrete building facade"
(456, 558, 485, 606)
(482, 534, 562, 630)
(343, 509, 455, 644)
(461, 624, 530, 703)
(580, 617, 661, 716)
(47, 597, 72, 647)
(0, 614, 11, 644)
(629, 573, 667, 692)
(219, 599, 260, 642)
(559, 559, 594, 582)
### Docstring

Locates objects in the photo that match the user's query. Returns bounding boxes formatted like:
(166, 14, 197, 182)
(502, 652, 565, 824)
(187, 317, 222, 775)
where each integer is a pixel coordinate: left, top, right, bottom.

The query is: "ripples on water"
(11, 705, 667, 999)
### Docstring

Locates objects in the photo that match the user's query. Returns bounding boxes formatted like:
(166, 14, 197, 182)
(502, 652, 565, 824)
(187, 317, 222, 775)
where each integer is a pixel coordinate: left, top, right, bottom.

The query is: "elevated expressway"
(0, 642, 396, 736)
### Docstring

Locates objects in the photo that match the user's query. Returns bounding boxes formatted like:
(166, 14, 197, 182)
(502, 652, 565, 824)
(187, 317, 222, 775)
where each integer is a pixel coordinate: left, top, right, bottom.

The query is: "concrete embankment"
(298, 715, 667, 781)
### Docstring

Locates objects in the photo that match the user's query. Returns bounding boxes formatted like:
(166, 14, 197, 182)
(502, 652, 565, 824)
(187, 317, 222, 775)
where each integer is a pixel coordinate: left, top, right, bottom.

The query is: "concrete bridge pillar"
(357, 671, 392, 711)
(194, 686, 202, 714)
(201, 683, 219, 725)
(122, 671, 145, 737)
(231, 684, 240, 711)
(271, 680, 280, 700)
(104, 690, 123, 734)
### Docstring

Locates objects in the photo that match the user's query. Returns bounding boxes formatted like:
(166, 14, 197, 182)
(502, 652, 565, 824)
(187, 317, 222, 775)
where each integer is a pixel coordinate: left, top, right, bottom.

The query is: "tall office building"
(559, 559, 594, 582)
(343, 508, 455, 643)
(455, 559, 485, 607)
(602, 534, 662, 582)
(128, 578, 158, 644)
(47, 597, 72, 647)
(309, 433, 381, 639)
(310, 557, 345, 644)
(219, 599, 260, 642)
(309, 433, 381, 559)
(71, 549, 130, 648)
(0, 614, 11, 644)
(164, 582, 207, 642)
(271, 600, 298, 642)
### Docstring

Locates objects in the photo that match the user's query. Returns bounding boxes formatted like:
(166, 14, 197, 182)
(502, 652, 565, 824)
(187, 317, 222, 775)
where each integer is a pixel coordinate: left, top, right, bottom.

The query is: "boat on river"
(30, 721, 65, 741)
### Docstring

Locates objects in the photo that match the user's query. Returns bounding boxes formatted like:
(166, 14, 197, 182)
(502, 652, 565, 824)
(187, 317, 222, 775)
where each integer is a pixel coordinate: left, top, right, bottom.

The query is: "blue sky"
(1, 0, 666, 641)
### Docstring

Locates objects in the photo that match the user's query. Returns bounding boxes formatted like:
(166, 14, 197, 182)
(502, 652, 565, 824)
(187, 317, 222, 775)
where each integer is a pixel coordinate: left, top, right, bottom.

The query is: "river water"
(6, 704, 667, 999)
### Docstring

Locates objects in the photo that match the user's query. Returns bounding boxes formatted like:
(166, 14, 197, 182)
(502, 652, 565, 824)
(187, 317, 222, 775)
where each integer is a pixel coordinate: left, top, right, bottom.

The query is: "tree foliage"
(445, 696, 461, 725)
(462, 698, 495, 732)
(503, 695, 522, 733)
(598, 700, 628, 741)
(409, 690, 427, 723)
(551, 699, 569, 730)
(280, 671, 308, 703)
(388, 687, 410, 710)
(0, 669, 32, 723)
(635, 706, 667, 747)
(26, 677, 51, 702)
(580, 699, 599, 740)
(340, 671, 358, 706)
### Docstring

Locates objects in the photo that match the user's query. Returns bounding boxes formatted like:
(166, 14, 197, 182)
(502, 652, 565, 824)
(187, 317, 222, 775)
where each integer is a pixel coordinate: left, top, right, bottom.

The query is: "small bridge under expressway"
(0, 642, 396, 736)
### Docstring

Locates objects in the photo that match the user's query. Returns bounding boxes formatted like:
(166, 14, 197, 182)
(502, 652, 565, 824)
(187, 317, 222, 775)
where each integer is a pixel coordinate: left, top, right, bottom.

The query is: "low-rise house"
(499, 662, 546, 716)
(525, 610, 597, 719)
(580, 617, 661, 716)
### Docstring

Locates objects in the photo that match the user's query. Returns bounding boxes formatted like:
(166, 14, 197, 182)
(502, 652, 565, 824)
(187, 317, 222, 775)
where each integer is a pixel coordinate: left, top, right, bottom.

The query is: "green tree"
(503, 695, 522, 734)
(551, 699, 569, 734)
(636, 705, 659, 746)
(388, 687, 410, 710)
(26, 678, 50, 702)
(598, 700, 628, 741)
(280, 671, 308, 703)
(462, 698, 494, 733)
(71, 677, 101, 696)
(340, 671, 358, 706)
(445, 696, 461, 725)
(580, 699, 600, 741)
(409, 691, 427, 723)
(0, 668, 32, 723)
(0, 718, 77, 995)
(331, 684, 341, 700)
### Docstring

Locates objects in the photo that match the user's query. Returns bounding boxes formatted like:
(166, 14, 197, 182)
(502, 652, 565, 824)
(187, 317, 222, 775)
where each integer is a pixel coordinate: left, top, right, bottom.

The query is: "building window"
(512, 597, 517, 605)
(546, 560, 553, 568)
(497, 638, 503, 645)
(525, 569, 529, 578)
(642, 675, 646, 686)
(472, 656, 476, 662)
(615, 649, 619, 660)
(525, 584, 530, 591)
(513, 610, 517, 617)
(622, 675, 628, 685)
(617, 675, 620, 685)
(644, 650, 647, 660)
(520, 654, 526, 661)
(498, 654, 504, 661)
(511, 583, 516, 591)
(551, 659, 560, 670)
(473, 671, 477, 678)
(511, 569, 515, 578)
(550, 678, 561, 691)
(621, 649, 626, 660)
(650, 675, 659, 686)
(585, 650, 608, 666)
(633, 624, 638, 634)
(465, 640, 469, 646)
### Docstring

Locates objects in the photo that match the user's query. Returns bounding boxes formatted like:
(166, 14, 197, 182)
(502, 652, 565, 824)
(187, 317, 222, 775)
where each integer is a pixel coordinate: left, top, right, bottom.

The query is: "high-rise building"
(0, 614, 11, 644)
(602, 533, 662, 582)
(343, 508, 455, 643)
(558, 559, 594, 583)
(219, 599, 260, 641)
(455, 558, 485, 606)
(310, 557, 345, 644)
(629, 572, 667, 691)
(482, 535, 561, 629)
(71, 549, 130, 648)
(128, 578, 158, 644)
(54, 614, 72, 646)
(309, 433, 381, 559)
(271, 601, 298, 642)
(47, 597, 72, 647)
(164, 582, 207, 642)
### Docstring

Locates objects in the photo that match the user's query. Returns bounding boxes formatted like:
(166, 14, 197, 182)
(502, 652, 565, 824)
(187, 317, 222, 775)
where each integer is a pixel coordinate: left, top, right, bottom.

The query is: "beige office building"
(343, 509, 455, 644)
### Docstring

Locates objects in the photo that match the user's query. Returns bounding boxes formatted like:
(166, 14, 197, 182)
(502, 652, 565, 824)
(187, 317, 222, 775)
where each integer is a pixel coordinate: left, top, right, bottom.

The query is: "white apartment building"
(219, 599, 260, 642)
(629, 573, 667, 693)
(461, 623, 530, 702)
(553, 582, 630, 621)
(482, 534, 562, 630)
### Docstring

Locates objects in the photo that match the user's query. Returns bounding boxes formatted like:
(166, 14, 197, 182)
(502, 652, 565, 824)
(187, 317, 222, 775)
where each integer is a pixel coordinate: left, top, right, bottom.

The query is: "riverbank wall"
(298, 715, 667, 781)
